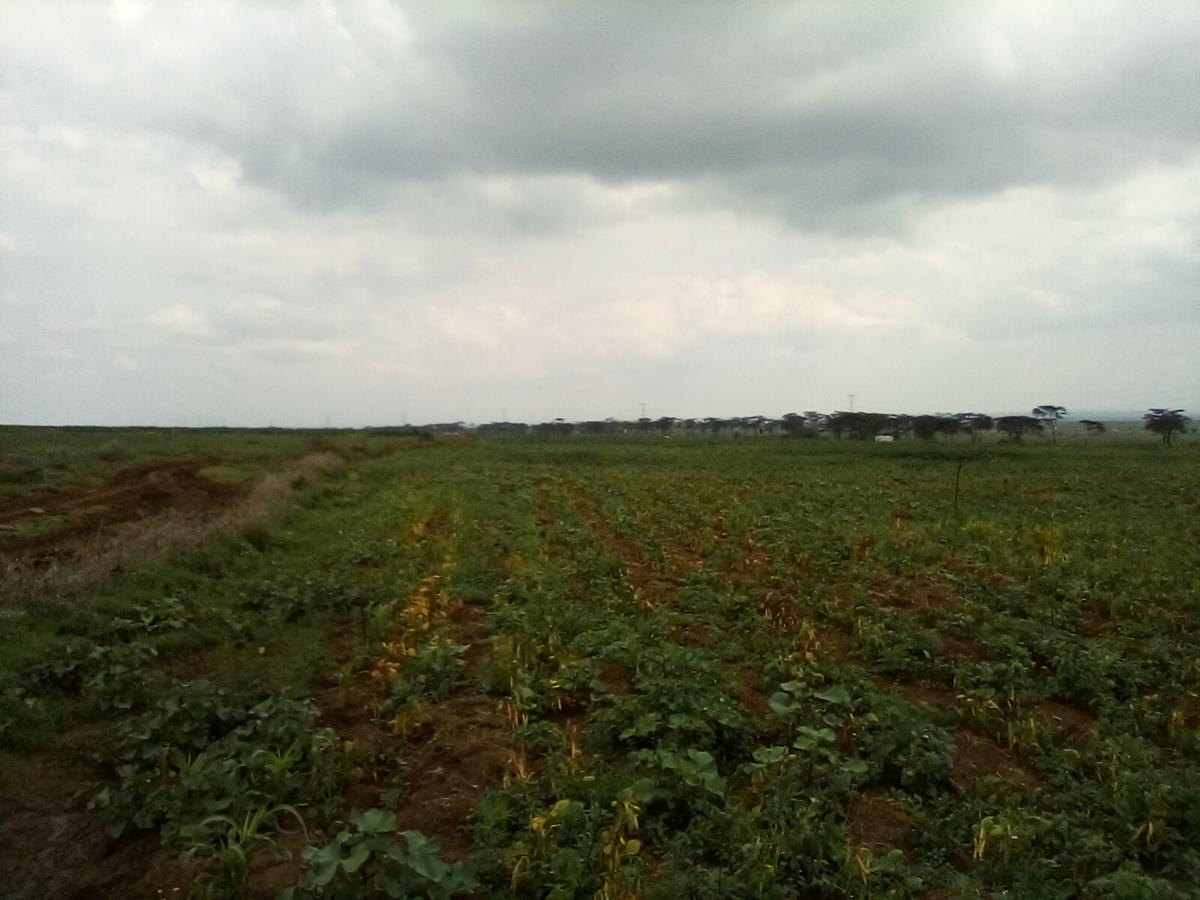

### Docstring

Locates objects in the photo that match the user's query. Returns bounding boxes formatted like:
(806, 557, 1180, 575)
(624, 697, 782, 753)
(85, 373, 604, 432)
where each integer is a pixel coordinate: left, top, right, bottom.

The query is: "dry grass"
(0, 452, 342, 605)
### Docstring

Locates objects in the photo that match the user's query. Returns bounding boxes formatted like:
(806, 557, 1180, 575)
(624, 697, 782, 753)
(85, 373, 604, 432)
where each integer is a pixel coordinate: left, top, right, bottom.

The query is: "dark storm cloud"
(200, 3, 1200, 228)
(5, 3, 1196, 230)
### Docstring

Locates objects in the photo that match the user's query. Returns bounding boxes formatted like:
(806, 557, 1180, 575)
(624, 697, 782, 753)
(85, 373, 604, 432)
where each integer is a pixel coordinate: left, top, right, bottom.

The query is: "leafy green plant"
(91, 681, 346, 848)
(109, 596, 191, 636)
(631, 747, 727, 798)
(183, 802, 305, 898)
(1088, 862, 1188, 899)
(383, 639, 469, 708)
(281, 809, 477, 899)
(859, 699, 953, 794)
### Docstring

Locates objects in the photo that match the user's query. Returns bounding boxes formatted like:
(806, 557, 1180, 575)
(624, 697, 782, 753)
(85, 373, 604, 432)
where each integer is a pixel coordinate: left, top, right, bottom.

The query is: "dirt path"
(0, 458, 238, 546)
(1, 452, 341, 602)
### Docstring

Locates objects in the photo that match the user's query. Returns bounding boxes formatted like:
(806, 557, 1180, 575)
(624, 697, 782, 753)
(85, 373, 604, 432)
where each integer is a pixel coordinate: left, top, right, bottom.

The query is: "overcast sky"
(1, 1, 1197, 426)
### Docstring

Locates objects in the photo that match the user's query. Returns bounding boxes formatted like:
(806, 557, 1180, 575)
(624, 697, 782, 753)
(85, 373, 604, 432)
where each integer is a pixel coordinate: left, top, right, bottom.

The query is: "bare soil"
(1, 452, 341, 602)
(894, 681, 959, 708)
(952, 730, 1037, 787)
(845, 789, 914, 852)
(0, 458, 240, 556)
(939, 632, 993, 662)
(867, 575, 959, 615)
(310, 602, 510, 865)
(724, 662, 772, 720)
(598, 661, 633, 697)
(569, 485, 678, 607)
(1035, 700, 1098, 744)
(0, 725, 201, 900)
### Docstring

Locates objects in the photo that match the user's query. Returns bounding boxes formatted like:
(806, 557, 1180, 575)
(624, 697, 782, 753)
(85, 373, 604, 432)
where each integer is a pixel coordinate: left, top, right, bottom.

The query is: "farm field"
(1, 430, 1199, 899)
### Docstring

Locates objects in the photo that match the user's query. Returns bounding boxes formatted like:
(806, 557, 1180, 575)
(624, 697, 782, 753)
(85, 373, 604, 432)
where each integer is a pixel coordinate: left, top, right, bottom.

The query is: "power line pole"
(847, 394, 855, 412)
(640, 402, 646, 419)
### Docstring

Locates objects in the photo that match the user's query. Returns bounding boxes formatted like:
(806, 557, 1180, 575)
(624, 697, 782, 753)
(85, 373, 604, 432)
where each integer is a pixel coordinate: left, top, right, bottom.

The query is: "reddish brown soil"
(388, 693, 511, 860)
(312, 602, 510, 864)
(867, 575, 958, 614)
(939, 632, 993, 662)
(598, 661, 633, 696)
(1, 452, 341, 602)
(1175, 692, 1200, 729)
(723, 662, 772, 720)
(952, 730, 1037, 787)
(0, 725, 202, 899)
(245, 828, 310, 898)
(671, 622, 710, 647)
(449, 602, 493, 676)
(895, 681, 959, 708)
(813, 626, 861, 666)
(757, 592, 810, 628)
(0, 458, 241, 556)
(845, 790, 914, 852)
(1079, 607, 1115, 637)
(568, 485, 678, 606)
(1036, 700, 1098, 744)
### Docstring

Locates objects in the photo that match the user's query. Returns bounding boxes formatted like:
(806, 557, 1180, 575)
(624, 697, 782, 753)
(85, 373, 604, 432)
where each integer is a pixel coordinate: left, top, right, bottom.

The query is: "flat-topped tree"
(996, 415, 1044, 442)
(912, 415, 942, 441)
(1144, 409, 1189, 446)
(781, 413, 808, 437)
(957, 413, 994, 443)
(1079, 419, 1106, 435)
(1032, 405, 1067, 443)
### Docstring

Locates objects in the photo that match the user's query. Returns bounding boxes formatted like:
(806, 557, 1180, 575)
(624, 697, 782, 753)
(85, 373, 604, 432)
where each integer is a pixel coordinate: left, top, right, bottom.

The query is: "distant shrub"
(241, 522, 275, 551)
(0, 456, 45, 484)
(96, 440, 128, 462)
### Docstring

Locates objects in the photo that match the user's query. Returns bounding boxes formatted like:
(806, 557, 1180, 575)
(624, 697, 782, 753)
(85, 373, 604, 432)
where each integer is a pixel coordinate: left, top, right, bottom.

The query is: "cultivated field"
(1, 429, 1198, 898)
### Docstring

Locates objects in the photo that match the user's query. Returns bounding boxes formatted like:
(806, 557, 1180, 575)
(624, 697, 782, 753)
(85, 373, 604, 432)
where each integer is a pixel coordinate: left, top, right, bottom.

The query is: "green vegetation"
(1, 428, 1198, 898)
(0, 425, 400, 504)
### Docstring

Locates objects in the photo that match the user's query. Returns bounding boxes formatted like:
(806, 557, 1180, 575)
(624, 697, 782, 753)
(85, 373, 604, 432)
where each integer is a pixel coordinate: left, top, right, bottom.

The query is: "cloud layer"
(2, 1, 1198, 425)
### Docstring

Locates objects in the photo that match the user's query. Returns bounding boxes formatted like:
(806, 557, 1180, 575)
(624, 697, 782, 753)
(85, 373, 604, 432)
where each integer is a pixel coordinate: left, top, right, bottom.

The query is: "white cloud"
(0, 1, 1196, 425)
(148, 305, 213, 337)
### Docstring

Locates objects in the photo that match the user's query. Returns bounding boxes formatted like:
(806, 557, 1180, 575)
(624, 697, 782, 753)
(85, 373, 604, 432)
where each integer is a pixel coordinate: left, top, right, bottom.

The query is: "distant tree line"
(374, 407, 1189, 444)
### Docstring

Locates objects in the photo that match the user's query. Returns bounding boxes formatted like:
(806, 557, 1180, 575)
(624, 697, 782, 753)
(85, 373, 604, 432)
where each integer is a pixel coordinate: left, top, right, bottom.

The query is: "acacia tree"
(958, 413, 994, 443)
(781, 413, 810, 437)
(1079, 419, 1106, 436)
(996, 415, 1044, 442)
(935, 416, 963, 440)
(1032, 405, 1067, 443)
(912, 415, 941, 441)
(1143, 409, 1189, 446)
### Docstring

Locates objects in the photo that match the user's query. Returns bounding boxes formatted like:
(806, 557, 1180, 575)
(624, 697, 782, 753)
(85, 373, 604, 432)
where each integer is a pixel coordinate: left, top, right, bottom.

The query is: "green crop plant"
(90, 680, 347, 848)
(182, 802, 305, 898)
(859, 699, 954, 795)
(972, 810, 1049, 865)
(596, 785, 645, 900)
(281, 809, 477, 899)
(3, 430, 1200, 898)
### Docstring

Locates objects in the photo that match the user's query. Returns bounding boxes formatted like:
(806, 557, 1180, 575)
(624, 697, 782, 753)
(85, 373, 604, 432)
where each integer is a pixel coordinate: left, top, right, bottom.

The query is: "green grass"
(0, 424, 410, 503)
(1, 431, 1197, 898)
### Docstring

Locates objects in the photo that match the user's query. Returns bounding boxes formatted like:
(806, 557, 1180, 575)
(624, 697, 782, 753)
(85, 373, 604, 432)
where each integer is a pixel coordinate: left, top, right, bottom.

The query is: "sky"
(1, 1, 1197, 427)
